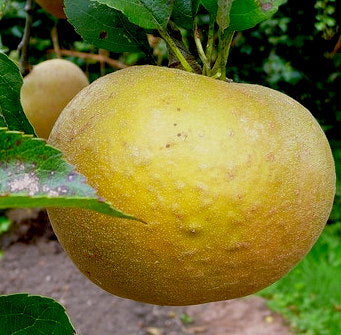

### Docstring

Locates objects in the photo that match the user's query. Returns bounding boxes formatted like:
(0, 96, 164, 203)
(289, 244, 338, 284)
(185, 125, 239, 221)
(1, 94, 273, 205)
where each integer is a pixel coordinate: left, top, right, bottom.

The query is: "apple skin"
(47, 66, 335, 306)
(36, 0, 66, 19)
(21, 59, 89, 139)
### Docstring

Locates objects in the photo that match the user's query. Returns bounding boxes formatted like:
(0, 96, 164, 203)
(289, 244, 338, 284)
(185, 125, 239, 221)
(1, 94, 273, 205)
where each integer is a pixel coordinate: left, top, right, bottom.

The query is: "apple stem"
(158, 29, 195, 73)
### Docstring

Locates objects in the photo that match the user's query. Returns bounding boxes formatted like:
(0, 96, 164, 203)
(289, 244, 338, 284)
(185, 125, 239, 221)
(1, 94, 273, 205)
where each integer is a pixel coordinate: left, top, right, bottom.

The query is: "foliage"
(0, 294, 75, 335)
(65, 0, 150, 53)
(259, 222, 341, 335)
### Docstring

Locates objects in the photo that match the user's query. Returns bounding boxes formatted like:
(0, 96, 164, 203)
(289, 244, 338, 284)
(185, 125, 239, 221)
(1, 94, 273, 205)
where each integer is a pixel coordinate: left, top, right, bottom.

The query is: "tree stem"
(158, 29, 194, 73)
(51, 26, 61, 58)
(18, 0, 33, 76)
(47, 49, 127, 69)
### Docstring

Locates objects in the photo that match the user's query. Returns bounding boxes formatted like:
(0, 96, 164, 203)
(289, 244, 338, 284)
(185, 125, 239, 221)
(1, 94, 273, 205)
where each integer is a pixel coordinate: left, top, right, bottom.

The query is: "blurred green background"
(0, 0, 340, 334)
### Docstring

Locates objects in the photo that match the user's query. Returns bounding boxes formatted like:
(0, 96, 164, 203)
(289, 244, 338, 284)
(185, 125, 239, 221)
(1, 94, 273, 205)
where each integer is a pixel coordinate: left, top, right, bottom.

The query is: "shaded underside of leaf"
(65, 0, 149, 52)
(172, 0, 194, 29)
(0, 128, 138, 221)
(0, 52, 35, 135)
(200, 0, 218, 16)
(0, 293, 75, 335)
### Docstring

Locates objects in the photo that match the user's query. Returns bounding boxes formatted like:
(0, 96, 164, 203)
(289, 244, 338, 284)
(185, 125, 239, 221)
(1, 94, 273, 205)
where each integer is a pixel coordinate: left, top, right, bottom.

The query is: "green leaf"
(0, 128, 138, 221)
(172, 0, 194, 29)
(0, 52, 35, 135)
(199, 0, 286, 31)
(229, 0, 286, 31)
(65, 0, 149, 53)
(94, 0, 174, 29)
(0, 294, 75, 335)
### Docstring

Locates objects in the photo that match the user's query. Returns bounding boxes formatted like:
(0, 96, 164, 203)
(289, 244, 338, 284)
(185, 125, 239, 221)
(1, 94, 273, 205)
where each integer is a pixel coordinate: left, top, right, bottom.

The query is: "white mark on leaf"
(9, 173, 39, 196)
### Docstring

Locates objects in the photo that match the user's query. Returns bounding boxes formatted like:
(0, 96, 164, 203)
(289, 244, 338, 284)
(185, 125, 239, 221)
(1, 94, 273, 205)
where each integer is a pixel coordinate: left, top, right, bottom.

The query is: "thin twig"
(98, 49, 109, 76)
(47, 49, 128, 69)
(18, 0, 33, 76)
(51, 26, 61, 58)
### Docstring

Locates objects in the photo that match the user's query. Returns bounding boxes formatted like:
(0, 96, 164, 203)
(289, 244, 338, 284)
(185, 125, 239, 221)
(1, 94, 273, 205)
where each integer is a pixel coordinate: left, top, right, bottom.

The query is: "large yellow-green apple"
(36, 0, 66, 19)
(21, 59, 89, 139)
(47, 66, 335, 306)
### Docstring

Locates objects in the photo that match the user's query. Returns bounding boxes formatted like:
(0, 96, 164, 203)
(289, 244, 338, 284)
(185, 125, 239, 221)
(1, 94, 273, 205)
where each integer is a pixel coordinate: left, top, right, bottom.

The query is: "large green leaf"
(0, 52, 35, 135)
(65, 0, 149, 52)
(200, 0, 286, 31)
(0, 128, 138, 221)
(94, 0, 174, 29)
(229, 0, 286, 31)
(0, 294, 75, 335)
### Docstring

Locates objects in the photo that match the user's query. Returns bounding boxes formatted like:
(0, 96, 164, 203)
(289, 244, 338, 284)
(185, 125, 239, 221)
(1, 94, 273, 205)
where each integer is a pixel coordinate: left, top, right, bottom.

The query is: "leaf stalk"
(193, 18, 211, 75)
(158, 29, 194, 73)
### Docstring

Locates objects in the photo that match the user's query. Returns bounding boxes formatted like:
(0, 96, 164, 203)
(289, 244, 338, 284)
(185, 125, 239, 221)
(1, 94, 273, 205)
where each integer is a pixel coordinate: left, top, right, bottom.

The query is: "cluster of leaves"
(64, 0, 284, 49)
(62, 0, 286, 79)
(259, 222, 341, 335)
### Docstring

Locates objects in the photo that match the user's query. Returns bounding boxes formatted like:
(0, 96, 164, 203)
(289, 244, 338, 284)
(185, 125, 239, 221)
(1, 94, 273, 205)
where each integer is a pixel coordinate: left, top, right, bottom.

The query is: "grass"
(259, 222, 341, 335)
